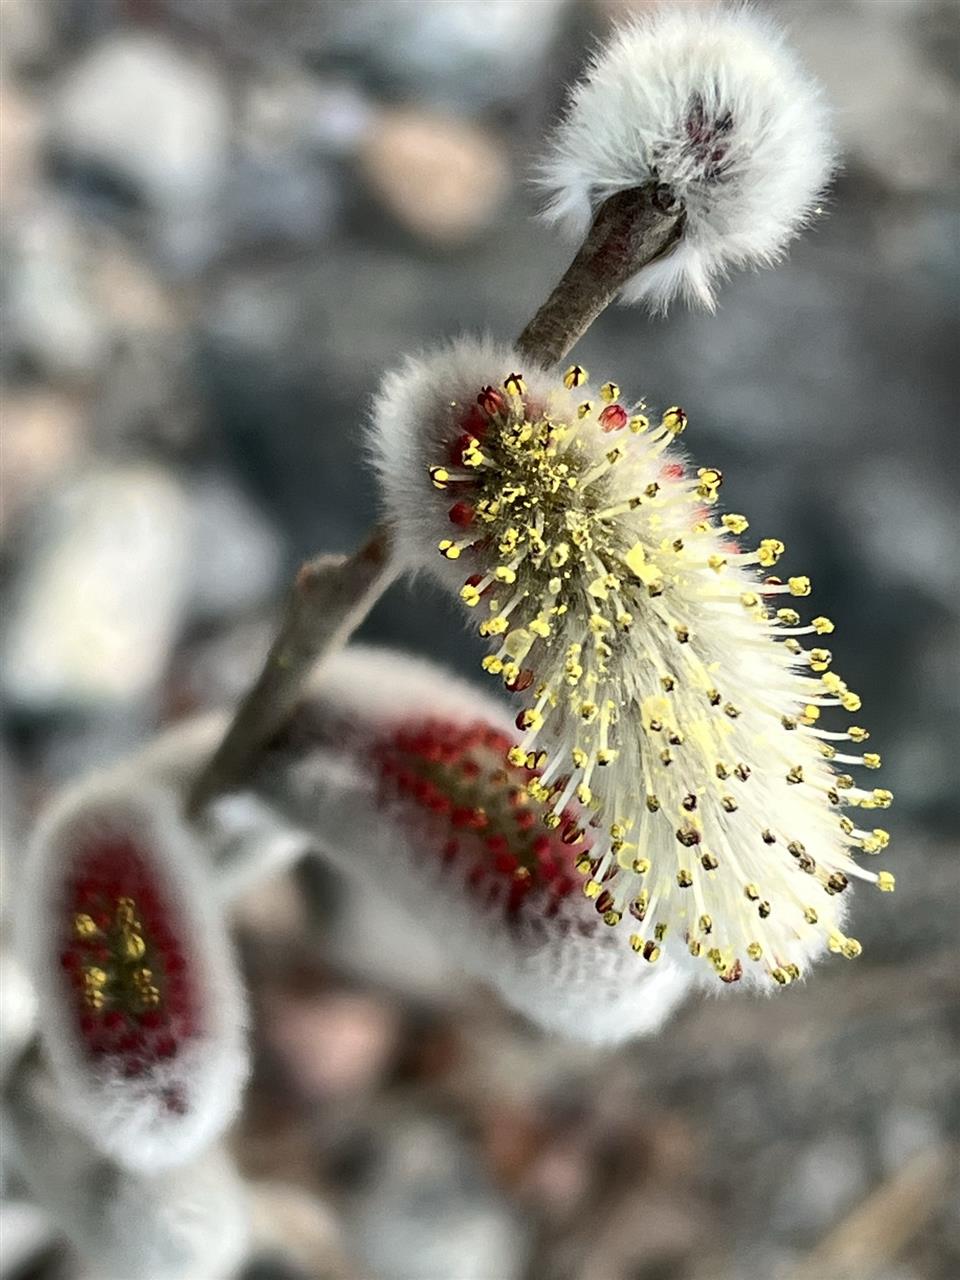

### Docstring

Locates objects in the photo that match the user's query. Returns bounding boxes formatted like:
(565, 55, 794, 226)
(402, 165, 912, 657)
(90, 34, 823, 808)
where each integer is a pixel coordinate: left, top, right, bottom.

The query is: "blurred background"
(1, 0, 958, 1277)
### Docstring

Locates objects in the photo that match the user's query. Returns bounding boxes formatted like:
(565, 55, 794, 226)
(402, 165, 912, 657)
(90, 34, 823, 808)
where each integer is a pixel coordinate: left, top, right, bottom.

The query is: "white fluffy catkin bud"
(538, 5, 836, 311)
(257, 645, 693, 1046)
(16, 778, 249, 1172)
(369, 339, 895, 992)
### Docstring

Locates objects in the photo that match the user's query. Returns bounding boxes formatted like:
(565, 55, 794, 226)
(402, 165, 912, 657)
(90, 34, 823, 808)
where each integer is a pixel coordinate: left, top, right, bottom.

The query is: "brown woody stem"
(516, 184, 685, 368)
(187, 527, 393, 815)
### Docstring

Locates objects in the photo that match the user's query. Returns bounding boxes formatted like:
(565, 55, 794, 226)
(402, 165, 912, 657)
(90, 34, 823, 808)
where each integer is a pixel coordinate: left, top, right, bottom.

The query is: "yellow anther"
(740, 592, 760, 609)
(876, 871, 896, 892)
(722, 513, 750, 535)
(841, 937, 863, 959)
(549, 543, 570, 569)
(788, 576, 811, 597)
(577, 401, 593, 418)
(119, 931, 145, 961)
(504, 372, 526, 395)
(429, 466, 450, 489)
(599, 381, 619, 403)
(629, 414, 649, 433)
(481, 655, 503, 674)
(812, 616, 835, 634)
(862, 752, 881, 769)
(747, 942, 763, 961)
(757, 538, 785, 567)
(461, 584, 481, 607)
(507, 746, 528, 767)
(74, 913, 99, 939)
(438, 539, 461, 560)
(776, 607, 800, 625)
(563, 365, 588, 388)
(841, 691, 862, 713)
(847, 725, 869, 743)
(583, 879, 602, 900)
(872, 788, 894, 807)
(662, 406, 687, 434)
(529, 616, 551, 638)
(707, 554, 727, 572)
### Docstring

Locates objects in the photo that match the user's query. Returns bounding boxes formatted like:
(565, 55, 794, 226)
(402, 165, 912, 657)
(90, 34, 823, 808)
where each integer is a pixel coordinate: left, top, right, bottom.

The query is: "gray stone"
(2, 465, 191, 710)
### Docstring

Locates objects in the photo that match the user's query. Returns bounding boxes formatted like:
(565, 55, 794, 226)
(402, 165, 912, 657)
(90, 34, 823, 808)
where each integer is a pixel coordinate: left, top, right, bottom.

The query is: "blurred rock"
(52, 32, 230, 214)
(165, 0, 570, 112)
(2, 465, 191, 710)
(0, 390, 87, 540)
(0, 81, 42, 214)
(349, 1114, 530, 1280)
(2, 203, 110, 381)
(248, 1182, 358, 1280)
(266, 991, 401, 1100)
(187, 475, 285, 622)
(774, 1134, 870, 1237)
(791, 1, 960, 193)
(361, 109, 510, 245)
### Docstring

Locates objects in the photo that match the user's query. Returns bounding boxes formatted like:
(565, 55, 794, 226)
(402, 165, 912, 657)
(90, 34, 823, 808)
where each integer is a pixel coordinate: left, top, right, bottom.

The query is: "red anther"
(595, 890, 614, 914)
(477, 385, 507, 417)
(599, 403, 628, 433)
(460, 760, 480, 781)
(103, 1011, 125, 1032)
(448, 500, 476, 527)
(486, 833, 510, 856)
(661, 462, 685, 479)
(460, 403, 489, 437)
(514, 809, 535, 831)
(494, 851, 519, 875)
(506, 668, 535, 693)
(531, 834, 553, 859)
(139, 1009, 165, 1030)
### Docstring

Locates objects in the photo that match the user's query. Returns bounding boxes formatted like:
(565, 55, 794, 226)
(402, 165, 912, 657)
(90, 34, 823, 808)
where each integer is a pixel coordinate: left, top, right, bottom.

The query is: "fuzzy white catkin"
(17, 777, 249, 1173)
(9, 1060, 248, 1280)
(257, 645, 693, 1046)
(539, 4, 837, 310)
(367, 338, 894, 991)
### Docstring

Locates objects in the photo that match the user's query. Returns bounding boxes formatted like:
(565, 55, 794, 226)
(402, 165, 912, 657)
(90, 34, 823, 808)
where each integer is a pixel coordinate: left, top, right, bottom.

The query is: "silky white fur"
(17, 778, 249, 1172)
(539, 4, 836, 310)
(370, 336, 550, 589)
(258, 645, 693, 1046)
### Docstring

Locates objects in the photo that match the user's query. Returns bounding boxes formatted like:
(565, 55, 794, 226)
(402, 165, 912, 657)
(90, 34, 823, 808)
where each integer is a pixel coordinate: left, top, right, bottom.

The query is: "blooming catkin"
(370, 339, 894, 993)
(259, 645, 692, 1045)
(538, 6, 836, 311)
(17, 779, 248, 1171)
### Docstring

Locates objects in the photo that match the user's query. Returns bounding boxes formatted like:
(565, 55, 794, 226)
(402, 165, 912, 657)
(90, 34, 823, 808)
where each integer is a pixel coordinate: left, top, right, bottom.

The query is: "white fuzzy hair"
(369, 335, 549, 587)
(538, 4, 837, 311)
(259, 644, 692, 1047)
(17, 777, 249, 1172)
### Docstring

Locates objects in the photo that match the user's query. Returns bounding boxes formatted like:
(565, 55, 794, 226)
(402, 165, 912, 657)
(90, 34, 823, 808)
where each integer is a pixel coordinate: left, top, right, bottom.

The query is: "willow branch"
(516, 184, 685, 368)
(187, 526, 393, 816)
